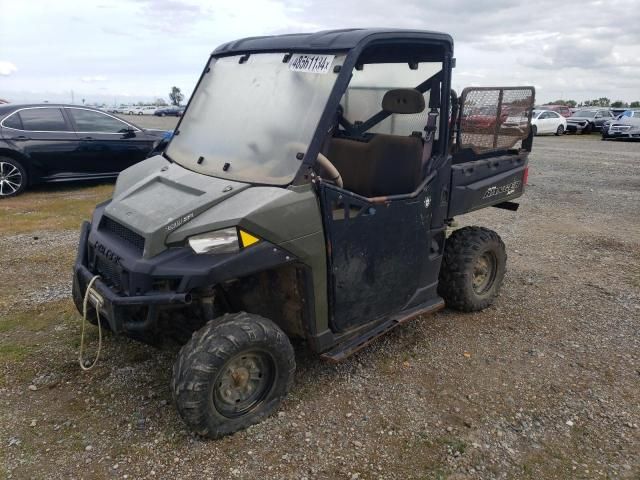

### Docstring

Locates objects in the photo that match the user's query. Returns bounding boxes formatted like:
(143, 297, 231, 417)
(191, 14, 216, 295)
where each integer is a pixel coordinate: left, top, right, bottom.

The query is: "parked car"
(539, 104, 572, 118)
(0, 104, 172, 197)
(530, 109, 567, 136)
(461, 105, 509, 132)
(111, 106, 132, 114)
(602, 109, 640, 140)
(127, 106, 158, 115)
(565, 108, 614, 134)
(154, 106, 184, 117)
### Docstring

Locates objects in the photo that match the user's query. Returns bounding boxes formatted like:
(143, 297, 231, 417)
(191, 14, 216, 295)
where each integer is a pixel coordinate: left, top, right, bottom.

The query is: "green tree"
(169, 86, 184, 106)
(582, 98, 610, 107)
(550, 99, 577, 107)
(610, 100, 628, 108)
(630, 101, 640, 108)
(154, 98, 168, 106)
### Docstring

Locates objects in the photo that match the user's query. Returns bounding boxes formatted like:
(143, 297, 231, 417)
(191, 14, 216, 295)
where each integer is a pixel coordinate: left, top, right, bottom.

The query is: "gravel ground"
(0, 135, 638, 479)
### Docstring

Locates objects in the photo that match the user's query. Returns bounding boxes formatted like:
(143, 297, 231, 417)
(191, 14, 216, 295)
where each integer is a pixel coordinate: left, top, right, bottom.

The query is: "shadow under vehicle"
(72, 28, 535, 438)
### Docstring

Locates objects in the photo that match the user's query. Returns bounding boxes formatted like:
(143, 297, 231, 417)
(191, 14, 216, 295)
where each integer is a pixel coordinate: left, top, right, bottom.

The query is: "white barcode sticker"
(289, 54, 335, 74)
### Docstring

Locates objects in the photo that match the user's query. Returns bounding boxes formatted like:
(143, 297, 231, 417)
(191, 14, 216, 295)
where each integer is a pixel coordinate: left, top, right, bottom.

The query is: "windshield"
(167, 53, 344, 185)
(572, 110, 596, 118)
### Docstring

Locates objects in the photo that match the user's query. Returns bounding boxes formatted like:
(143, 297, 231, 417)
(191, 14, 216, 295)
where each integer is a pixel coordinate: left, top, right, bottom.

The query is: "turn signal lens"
(239, 229, 260, 248)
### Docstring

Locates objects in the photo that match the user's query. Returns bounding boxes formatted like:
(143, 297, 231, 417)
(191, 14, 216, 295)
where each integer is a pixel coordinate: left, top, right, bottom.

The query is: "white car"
(128, 106, 158, 115)
(531, 109, 567, 136)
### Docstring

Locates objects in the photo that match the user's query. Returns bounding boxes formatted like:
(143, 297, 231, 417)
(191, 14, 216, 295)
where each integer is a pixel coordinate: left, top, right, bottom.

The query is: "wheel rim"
(557, 125, 563, 134)
(472, 251, 497, 295)
(213, 350, 275, 418)
(0, 161, 23, 196)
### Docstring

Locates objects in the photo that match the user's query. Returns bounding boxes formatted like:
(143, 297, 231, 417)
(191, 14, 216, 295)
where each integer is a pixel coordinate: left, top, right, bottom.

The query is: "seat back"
(325, 88, 425, 197)
(327, 134, 423, 197)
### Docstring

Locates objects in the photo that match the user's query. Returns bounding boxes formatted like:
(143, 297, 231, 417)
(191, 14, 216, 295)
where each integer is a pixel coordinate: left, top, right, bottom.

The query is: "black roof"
(213, 28, 453, 56)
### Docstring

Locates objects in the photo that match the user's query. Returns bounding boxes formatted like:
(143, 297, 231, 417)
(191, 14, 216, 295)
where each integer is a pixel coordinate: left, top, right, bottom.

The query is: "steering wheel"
(287, 142, 343, 188)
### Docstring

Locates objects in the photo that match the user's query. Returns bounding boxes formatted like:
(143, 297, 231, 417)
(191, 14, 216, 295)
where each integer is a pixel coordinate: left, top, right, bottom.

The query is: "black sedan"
(0, 104, 172, 197)
(154, 106, 184, 117)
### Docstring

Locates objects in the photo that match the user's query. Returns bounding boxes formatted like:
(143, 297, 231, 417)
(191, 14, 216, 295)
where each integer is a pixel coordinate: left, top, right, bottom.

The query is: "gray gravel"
(0, 135, 638, 479)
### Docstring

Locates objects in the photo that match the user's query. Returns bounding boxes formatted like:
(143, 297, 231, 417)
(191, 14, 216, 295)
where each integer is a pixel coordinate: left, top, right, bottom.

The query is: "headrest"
(381, 88, 425, 114)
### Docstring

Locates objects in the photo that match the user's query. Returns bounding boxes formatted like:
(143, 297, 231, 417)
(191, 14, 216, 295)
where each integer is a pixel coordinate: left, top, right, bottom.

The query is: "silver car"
(602, 109, 640, 140)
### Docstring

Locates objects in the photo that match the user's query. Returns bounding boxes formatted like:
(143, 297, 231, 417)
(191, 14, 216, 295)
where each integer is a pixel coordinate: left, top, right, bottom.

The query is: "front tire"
(0, 157, 27, 198)
(438, 226, 507, 312)
(583, 123, 593, 134)
(532, 125, 538, 136)
(555, 125, 564, 136)
(172, 312, 295, 439)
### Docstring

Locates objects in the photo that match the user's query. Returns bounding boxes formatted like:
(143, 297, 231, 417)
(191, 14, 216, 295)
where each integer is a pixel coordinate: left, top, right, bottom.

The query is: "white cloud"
(0, 61, 18, 76)
(81, 75, 108, 83)
(0, 0, 639, 104)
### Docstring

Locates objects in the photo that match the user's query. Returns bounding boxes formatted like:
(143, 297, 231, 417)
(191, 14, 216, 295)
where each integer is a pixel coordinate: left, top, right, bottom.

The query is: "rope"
(79, 275, 103, 371)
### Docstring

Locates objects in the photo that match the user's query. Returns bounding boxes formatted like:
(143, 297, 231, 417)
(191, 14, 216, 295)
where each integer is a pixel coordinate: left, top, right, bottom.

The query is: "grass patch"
(0, 300, 76, 334)
(0, 183, 113, 235)
(0, 344, 34, 362)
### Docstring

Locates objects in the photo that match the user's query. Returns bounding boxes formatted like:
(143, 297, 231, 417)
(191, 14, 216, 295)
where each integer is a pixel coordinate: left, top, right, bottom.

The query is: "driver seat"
(328, 88, 425, 197)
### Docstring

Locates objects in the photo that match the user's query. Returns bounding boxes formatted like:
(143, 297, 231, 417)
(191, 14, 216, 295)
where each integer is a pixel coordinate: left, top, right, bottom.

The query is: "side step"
(319, 297, 445, 363)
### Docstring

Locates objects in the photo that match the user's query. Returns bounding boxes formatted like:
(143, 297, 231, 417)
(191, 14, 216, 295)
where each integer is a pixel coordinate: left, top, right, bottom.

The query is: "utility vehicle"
(72, 29, 534, 438)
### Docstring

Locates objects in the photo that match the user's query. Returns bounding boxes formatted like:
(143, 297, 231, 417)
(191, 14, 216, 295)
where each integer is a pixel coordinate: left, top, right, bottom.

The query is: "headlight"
(188, 227, 239, 254)
(187, 227, 261, 254)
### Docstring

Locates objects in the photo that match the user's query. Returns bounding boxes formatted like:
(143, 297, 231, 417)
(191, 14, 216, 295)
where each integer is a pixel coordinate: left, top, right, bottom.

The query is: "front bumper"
(566, 122, 587, 133)
(72, 222, 191, 333)
(605, 125, 640, 139)
(72, 214, 296, 334)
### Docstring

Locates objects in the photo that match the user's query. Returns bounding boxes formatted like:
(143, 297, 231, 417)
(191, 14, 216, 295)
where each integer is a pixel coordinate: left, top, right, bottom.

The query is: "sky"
(1, 0, 639, 105)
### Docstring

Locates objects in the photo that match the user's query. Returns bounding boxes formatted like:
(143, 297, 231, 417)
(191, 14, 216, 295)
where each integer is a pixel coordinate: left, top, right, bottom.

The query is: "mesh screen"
(458, 87, 534, 153)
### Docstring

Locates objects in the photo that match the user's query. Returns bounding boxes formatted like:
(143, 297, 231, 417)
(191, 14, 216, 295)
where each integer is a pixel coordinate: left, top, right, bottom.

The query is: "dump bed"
(447, 86, 534, 217)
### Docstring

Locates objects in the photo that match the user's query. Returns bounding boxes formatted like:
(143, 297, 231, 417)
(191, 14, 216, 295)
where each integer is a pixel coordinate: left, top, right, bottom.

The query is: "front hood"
(567, 117, 592, 122)
(104, 159, 250, 257)
(615, 117, 640, 127)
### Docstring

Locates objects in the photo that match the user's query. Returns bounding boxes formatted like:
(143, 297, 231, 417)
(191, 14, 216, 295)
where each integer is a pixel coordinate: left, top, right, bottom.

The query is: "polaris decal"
(482, 179, 522, 200)
(166, 212, 195, 232)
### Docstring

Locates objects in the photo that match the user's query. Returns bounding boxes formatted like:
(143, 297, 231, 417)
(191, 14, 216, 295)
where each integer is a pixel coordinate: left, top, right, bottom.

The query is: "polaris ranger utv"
(72, 29, 534, 438)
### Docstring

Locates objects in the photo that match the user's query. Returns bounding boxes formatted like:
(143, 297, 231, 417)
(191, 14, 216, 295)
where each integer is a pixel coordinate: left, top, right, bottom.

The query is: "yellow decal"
(239, 229, 260, 248)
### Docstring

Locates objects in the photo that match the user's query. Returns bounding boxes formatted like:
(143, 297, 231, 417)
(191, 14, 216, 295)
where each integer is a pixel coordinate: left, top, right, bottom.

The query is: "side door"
(66, 107, 155, 174)
(1, 107, 81, 179)
(537, 112, 552, 133)
(548, 111, 562, 131)
(318, 178, 444, 333)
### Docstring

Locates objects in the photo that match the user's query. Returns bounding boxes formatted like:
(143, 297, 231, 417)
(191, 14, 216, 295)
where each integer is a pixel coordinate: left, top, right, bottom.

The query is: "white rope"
(79, 275, 103, 371)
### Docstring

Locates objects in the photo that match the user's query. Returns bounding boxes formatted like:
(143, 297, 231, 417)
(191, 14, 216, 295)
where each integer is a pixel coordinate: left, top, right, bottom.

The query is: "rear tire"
(438, 226, 507, 312)
(0, 156, 27, 198)
(172, 312, 295, 439)
(555, 125, 564, 136)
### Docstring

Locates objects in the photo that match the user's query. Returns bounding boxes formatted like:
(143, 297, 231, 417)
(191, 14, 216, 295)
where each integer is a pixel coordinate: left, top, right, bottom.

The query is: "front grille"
(95, 255, 123, 290)
(100, 216, 145, 253)
(610, 125, 631, 132)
